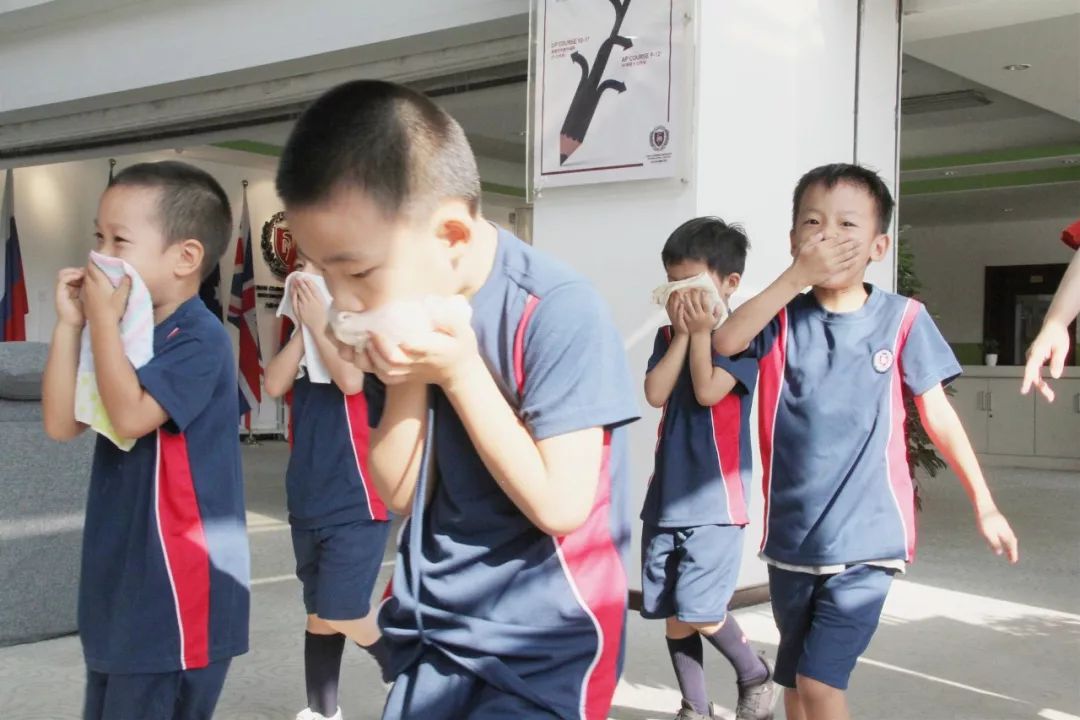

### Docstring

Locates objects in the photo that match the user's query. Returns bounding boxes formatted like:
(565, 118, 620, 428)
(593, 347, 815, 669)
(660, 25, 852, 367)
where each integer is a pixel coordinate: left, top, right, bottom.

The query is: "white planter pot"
(985, 353, 999, 367)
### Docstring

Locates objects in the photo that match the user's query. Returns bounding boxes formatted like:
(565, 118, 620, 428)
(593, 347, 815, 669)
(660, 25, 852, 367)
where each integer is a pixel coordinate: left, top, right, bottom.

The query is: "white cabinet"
(1034, 379, 1080, 459)
(948, 377, 1035, 456)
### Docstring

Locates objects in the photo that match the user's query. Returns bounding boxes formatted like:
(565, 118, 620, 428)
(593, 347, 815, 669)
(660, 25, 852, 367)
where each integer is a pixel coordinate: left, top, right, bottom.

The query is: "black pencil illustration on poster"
(533, 0, 684, 189)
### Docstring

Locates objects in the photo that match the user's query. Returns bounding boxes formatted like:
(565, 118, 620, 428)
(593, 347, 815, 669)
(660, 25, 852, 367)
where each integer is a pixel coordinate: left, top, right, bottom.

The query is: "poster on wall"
(532, 0, 686, 190)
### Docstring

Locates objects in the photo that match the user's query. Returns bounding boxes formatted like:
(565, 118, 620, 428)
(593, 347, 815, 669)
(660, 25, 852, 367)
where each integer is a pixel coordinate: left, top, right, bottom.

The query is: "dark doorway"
(985, 264, 1075, 366)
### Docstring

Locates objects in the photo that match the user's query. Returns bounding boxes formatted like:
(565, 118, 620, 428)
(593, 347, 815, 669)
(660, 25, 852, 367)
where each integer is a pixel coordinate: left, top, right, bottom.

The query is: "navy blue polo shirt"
(641, 327, 757, 527)
(378, 228, 640, 720)
(286, 373, 388, 528)
(742, 285, 961, 567)
(79, 296, 250, 674)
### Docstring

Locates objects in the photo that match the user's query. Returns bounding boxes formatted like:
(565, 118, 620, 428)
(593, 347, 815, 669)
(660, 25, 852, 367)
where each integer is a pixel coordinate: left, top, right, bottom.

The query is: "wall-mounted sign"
(532, 0, 687, 189)
(261, 211, 295, 281)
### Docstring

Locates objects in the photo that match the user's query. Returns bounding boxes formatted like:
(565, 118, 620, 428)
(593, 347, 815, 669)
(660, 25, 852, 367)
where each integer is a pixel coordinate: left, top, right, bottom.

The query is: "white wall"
(532, 0, 901, 591)
(907, 216, 1076, 344)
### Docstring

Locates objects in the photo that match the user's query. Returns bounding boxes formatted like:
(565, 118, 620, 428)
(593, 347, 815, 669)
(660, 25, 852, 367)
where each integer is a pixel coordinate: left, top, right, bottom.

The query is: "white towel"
(74, 252, 155, 451)
(650, 272, 728, 329)
(276, 272, 334, 384)
(329, 295, 474, 353)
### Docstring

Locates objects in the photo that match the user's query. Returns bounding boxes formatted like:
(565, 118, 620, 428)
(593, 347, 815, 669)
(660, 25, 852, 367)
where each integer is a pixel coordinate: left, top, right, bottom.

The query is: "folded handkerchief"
(74, 251, 155, 450)
(650, 272, 728, 329)
(277, 271, 334, 384)
(329, 295, 474, 353)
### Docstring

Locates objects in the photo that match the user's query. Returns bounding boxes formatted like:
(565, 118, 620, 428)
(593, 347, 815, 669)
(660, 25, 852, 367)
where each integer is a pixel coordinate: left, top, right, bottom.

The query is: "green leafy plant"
(898, 239, 947, 510)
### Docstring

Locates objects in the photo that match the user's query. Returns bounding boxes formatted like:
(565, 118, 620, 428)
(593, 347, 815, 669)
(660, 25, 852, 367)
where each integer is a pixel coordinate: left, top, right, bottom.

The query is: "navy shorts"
(769, 563, 895, 690)
(291, 519, 391, 621)
(382, 648, 562, 720)
(641, 523, 745, 623)
(83, 659, 231, 720)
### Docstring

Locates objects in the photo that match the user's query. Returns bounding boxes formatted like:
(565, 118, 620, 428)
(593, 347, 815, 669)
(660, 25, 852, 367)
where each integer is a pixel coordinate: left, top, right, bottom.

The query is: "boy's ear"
(789, 229, 798, 258)
(174, 238, 205, 279)
(432, 200, 476, 262)
(723, 272, 742, 294)
(869, 232, 892, 262)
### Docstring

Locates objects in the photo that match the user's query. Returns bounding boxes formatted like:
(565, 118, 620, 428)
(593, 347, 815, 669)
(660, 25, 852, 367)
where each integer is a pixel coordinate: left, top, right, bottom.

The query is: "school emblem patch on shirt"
(873, 349, 894, 373)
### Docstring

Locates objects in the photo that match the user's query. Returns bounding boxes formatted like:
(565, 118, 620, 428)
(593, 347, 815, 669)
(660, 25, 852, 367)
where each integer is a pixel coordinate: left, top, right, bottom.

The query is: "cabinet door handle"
(986, 391, 993, 413)
(1074, 393, 1080, 414)
(977, 391, 985, 411)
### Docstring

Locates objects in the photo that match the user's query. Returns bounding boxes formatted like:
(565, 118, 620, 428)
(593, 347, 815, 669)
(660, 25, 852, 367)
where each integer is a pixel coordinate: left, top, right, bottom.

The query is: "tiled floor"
(1, 444, 1077, 719)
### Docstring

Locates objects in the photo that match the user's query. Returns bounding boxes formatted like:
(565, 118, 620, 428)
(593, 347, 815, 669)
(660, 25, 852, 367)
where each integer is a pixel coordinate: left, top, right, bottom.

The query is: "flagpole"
(239, 179, 260, 447)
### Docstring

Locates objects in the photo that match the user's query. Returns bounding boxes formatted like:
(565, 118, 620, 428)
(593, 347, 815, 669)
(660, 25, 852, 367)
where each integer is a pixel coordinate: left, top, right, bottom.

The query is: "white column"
(532, 0, 901, 591)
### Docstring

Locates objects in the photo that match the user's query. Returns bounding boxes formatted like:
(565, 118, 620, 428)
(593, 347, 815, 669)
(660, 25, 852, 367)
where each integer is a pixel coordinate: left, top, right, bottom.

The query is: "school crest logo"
(261, 211, 296, 281)
(650, 125, 670, 151)
(873, 349, 894, 373)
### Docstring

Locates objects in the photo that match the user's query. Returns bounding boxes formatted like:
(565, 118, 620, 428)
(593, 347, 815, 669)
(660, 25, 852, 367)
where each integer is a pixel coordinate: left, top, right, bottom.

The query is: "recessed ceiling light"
(1064, 158, 1078, 165)
(1002, 208, 1014, 213)
(943, 170, 958, 176)
(1003, 63, 1031, 71)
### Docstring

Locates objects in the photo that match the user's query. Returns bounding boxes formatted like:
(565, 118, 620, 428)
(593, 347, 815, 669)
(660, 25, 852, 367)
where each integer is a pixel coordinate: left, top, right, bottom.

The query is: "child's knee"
(664, 616, 696, 639)
(689, 619, 725, 635)
(795, 674, 844, 705)
(307, 615, 338, 634)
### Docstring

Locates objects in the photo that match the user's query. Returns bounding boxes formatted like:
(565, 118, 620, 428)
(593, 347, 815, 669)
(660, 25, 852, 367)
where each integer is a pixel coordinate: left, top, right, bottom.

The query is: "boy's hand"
(293, 278, 328, 332)
(55, 268, 87, 328)
(82, 262, 131, 327)
(1022, 320, 1069, 402)
(667, 293, 688, 335)
(792, 232, 860, 286)
(976, 506, 1019, 563)
(362, 306, 481, 389)
(683, 289, 719, 335)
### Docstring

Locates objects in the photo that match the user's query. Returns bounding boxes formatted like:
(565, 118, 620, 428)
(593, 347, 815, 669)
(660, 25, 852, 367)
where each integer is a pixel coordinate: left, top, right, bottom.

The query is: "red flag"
(1, 169, 28, 342)
(227, 188, 263, 429)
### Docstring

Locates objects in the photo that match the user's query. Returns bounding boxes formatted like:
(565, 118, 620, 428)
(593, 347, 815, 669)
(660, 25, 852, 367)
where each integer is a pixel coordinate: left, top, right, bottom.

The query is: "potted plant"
(984, 339, 1000, 367)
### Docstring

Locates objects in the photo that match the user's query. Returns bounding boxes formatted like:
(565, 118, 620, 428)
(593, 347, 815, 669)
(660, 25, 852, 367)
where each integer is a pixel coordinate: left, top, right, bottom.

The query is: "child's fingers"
(1003, 532, 1019, 564)
(1049, 341, 1067, 379)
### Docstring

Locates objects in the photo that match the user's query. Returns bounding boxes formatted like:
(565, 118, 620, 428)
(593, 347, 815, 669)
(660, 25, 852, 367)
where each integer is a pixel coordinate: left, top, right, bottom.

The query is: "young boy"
(642, 218, 776, 720)
(275, 80, 639, 720)
(42, 161, 250, 720)
(1023, 244, 1080, 401)
(711, 163, 1019, 720)
(264, 253, 393, 720)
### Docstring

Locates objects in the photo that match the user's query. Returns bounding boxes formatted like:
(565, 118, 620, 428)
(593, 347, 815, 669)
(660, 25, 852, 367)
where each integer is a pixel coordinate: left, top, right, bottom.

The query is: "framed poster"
(532, 0, 687, 189)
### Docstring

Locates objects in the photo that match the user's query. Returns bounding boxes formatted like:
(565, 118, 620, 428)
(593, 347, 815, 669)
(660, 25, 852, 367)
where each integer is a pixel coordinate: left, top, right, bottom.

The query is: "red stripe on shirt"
(155, 430, 211, 669)
(757, 309, 788, 551)
(887, 300, 921, 561)
(555, 431, 626, 720)
(344, 392, 388, 521)
(711, 393, 748, 525)
(513, 295, 541, 395)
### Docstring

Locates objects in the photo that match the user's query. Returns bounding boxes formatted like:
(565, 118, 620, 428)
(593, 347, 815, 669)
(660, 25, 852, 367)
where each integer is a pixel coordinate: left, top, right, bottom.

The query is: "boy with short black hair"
(42, 161, 249, 720)
(264, 251, 392, 720)
(712, 163, 1018, 720)
(276, 79, 639, 720)
(642, 217, 776, 720)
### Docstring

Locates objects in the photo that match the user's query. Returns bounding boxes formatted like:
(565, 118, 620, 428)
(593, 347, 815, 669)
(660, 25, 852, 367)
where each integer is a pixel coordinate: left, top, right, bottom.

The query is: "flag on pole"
(199, 264, 224, 321)
(227, 185, 262, 429)
(1, 168, 29, 342)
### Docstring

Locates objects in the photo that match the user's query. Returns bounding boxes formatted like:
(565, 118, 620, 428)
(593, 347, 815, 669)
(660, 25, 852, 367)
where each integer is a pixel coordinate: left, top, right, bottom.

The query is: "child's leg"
(783, 688, 807, 720)
(306, 615, 346, 717)
(666, 616, 710, 715)
(793, 675, 848, 720)
(693, 617, 768, 686)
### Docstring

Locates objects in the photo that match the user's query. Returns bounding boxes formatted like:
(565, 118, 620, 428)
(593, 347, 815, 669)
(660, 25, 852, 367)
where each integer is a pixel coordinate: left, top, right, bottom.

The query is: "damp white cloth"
(276, 271, 334, 384)
(650, 272, 728, 329)
(74, 251, 155, 451)
(329, 295, 474, 354)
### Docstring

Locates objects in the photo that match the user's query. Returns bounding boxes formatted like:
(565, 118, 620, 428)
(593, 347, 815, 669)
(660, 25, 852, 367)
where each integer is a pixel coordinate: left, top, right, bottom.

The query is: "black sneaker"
(735, 658, 778, 720)
(674, 698, 715, 720)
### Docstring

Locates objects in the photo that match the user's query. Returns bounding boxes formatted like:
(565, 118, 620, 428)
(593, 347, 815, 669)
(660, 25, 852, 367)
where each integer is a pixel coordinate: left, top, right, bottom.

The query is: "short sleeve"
(714, 354, 757, 395)
(519, 283, 640, 441)
(901, 304, 962, 396)
(736, 314, 782, 361)
(364, 374, 386, 428)
(136, 330, 226, 432)
(646, 327, 670, 373)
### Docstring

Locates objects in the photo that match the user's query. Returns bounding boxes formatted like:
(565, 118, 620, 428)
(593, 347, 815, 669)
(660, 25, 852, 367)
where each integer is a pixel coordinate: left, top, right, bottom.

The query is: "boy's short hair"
(109, 161, 232, 278)
(661, 217, 749, 277)
(791, 163, 894, 234)
(275, 80, 481, 219)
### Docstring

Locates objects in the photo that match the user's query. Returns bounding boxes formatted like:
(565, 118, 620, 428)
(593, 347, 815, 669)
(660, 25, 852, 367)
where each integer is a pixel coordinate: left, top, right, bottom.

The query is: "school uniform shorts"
(640, 523, 745, 623)
(291, 518, 392, 621)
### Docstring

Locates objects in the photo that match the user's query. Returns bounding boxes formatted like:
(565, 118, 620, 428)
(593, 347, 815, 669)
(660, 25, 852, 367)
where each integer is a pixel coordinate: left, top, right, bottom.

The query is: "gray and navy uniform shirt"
(286, 373, 388, 527)
(80, 297, 250, 674)
(641, 326, 757, 528)
(377, 228, 639, 720)
(740, 286, 961, 567)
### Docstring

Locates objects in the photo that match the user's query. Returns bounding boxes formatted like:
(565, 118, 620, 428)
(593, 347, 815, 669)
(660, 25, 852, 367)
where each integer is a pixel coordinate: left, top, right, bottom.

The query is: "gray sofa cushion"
(0, 342, 48, 401)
